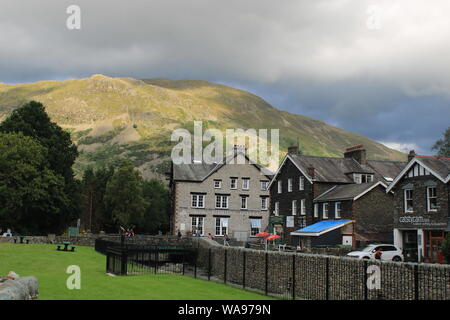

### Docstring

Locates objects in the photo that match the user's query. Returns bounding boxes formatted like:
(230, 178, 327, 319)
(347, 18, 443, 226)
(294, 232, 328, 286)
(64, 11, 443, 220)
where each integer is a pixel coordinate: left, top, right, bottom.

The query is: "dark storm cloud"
(0, 0, 449, 153)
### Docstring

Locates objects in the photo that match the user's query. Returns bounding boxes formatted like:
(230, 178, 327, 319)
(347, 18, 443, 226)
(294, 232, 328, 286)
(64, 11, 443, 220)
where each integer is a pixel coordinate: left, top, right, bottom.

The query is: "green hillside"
(0, 74, 405, 179)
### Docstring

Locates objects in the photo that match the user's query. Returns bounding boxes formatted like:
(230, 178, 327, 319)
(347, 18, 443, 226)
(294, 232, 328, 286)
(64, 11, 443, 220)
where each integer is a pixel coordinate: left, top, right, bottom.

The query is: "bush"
(441, 233, 450, 263)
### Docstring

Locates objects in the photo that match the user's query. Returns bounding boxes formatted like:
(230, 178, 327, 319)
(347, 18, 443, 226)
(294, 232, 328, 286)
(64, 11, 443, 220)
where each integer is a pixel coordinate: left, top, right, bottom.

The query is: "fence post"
(325, 257, 329, 300)
(265, 252, 269, 296)
(224, 249, 227, 284)
(363, 260, 368, 300)
(182, 250, 185, 275)
(242, 250, 246, 289)
(208, 248, 211, 281)
(292, 254, 296, 300)
(121, 250, 128, 276)
(106, 251, 110, 273)
(414, 264, 419, 300)
(154, 246, 158, 274)
(194, 250, 197, 279)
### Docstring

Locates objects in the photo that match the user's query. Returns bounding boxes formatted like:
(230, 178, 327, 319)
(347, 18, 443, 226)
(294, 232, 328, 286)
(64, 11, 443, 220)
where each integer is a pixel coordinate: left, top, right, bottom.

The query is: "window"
(191, 194, 205, 208)
(427, 187, 437, 211)
(214, 180, 222, 189)
(215, 217, 229, 236)
(242, 178, 250, 190)
(323, 203, 329, 219)
(360, 174, 373, 183)
(250, 218, 262, 236)
(335, 202, 341, 218)
(300, 199, 306, 215)
(299, 216, 306, 228)
(299, 176, 305, 190)
(404, 189, 413, 213)
(230, 178, 237, 189)
(274, 202, 279, 216)
(261, 197, 268, 210)
(215, 195, 229, 209)
(260, 181, 269, 191)
(277, 180, 282, 193)
(241, 196, 248, 210)
(288, 178, 293, 192)
(314, 203, 319, 218)
(292, 200, 297, 215)
(191, 216, 204, 236)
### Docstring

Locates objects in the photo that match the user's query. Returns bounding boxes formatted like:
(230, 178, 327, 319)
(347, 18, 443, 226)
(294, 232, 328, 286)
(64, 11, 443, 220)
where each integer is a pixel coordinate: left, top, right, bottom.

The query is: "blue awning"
(291, 220, 353, 237)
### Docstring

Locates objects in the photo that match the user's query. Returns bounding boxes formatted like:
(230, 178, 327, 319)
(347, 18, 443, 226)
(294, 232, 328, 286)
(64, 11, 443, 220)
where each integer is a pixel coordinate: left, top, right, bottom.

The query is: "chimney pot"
(408, 150, 416, 162)
(288, 145, 299, 155)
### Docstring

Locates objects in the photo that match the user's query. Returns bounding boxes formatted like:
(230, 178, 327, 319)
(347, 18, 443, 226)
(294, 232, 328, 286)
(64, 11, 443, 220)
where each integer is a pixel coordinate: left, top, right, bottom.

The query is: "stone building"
(269, 145, 406, 248)
(387, 152, 450, 263)
(169, 147, 272, 241)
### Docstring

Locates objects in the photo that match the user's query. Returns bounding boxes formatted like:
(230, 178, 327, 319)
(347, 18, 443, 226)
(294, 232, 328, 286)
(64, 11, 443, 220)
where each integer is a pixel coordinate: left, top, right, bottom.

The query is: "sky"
(0, 0, 449, 154)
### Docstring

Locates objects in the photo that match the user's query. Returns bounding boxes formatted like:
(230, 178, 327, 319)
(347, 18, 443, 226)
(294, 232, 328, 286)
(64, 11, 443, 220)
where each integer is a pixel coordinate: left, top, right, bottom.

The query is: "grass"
(0, 243, 271, 300)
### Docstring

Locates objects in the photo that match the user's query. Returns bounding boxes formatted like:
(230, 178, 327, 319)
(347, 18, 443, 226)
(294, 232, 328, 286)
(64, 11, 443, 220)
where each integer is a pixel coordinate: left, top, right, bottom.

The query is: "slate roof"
(289, 155, 369, 183)
(366, 160, 407, 182)
(288, 154, 406, 184)
(416, 156, 450, 180)
(172, 152, 273, 182)
(314, 181, 386, 202)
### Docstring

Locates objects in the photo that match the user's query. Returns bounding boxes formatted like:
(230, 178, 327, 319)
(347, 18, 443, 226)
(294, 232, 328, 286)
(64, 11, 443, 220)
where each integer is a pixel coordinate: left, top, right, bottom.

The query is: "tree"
(80, 165, 115, 232)
(0, 132, 69, 235)
(0, 101, 81, 228)
(104, 161, 147, 229)
(432, 127, 450, 157)
(142, 179, 170, 234)
(442, 233, 450, 263)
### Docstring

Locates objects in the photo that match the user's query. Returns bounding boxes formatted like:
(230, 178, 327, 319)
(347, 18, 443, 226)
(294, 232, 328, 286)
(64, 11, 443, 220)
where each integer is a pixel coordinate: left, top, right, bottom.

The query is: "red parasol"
(256, 232, 270, 238)
(266, 234, 281, 241)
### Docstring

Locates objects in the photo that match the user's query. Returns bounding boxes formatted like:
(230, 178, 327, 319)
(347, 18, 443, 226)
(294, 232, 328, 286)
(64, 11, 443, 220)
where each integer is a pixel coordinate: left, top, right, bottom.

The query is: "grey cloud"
(0, 0, 449, 153)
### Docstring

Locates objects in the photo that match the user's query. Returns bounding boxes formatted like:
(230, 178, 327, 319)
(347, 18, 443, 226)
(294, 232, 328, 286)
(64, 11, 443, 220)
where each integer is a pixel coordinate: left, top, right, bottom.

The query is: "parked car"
(347, 244, 404, 262)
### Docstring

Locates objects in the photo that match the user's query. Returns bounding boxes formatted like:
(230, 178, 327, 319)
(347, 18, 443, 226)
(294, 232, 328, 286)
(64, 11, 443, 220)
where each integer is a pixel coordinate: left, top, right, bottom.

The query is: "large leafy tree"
(104, 161, 148, 229)
(0, 101, 81, 228)
(0, 133, 69, 234)
(80, 165, 115, 232)
(142, 179, 170, 234)
(432, 127, 450, 157)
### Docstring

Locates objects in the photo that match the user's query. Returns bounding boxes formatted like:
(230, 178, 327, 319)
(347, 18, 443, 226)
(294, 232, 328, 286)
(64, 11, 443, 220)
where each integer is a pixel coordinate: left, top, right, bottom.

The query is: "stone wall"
(193, 238, 450, 300)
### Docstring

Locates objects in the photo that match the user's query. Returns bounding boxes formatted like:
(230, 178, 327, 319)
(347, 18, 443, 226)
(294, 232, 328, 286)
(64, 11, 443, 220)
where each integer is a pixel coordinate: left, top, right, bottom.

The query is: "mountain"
(0, 74, 405, 179)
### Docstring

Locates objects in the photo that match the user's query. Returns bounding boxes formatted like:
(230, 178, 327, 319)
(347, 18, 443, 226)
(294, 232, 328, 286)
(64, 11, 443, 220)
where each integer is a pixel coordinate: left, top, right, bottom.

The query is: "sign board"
(286, 216, 294, 228)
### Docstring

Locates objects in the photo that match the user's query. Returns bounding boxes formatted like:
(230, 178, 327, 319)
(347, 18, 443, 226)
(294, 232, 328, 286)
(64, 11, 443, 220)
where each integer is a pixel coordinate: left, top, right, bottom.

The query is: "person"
(177, 230, 182, 238)
(224, 233, 230, 246)
(207, 233, 214, 240)
(374, 247, 382, 260)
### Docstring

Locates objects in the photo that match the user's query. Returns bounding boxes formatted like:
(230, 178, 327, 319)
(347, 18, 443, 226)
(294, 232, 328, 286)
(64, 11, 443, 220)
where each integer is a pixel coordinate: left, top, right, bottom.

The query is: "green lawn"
(0, 243, 271, 300)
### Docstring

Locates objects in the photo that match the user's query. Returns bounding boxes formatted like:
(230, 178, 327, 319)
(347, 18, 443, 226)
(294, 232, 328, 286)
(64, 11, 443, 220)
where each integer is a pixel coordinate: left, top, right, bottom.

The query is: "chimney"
(288, 145, 299, 155)
(307, 167, 315, 178)
(344, 145, 367, 165)
(408, 150, 416, 162)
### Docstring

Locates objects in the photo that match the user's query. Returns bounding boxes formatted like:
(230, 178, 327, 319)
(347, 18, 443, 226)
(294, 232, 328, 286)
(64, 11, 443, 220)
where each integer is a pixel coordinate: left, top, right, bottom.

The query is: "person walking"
(224, 233, 230, 246)
(374, 247, 383, 260)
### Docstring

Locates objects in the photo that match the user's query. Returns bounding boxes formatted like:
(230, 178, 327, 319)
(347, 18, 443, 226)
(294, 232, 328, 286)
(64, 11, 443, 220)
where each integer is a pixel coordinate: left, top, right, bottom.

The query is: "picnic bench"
(56, 241, 76, 252)
(13, 236, 29, 244)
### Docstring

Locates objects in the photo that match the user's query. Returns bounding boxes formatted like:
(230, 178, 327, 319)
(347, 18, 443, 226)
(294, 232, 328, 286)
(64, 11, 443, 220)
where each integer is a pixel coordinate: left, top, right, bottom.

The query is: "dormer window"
(214, 180, 222, 189)
(353, 173, 373, 184)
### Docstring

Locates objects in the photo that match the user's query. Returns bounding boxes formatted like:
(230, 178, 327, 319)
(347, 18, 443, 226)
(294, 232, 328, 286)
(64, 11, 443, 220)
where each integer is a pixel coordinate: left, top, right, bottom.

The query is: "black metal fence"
(95, 237, 450, 300)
